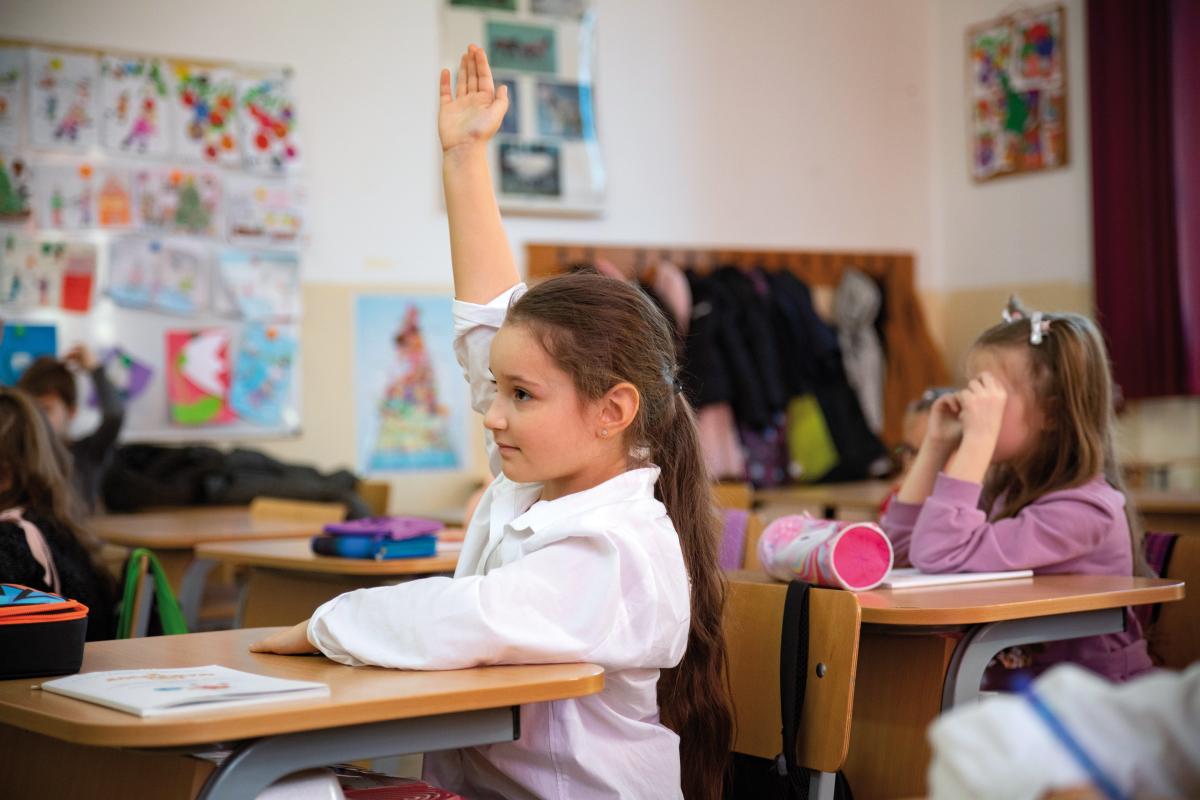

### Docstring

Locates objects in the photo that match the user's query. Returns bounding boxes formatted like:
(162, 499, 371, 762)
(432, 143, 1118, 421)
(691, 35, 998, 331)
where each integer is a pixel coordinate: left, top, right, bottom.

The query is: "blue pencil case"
(310, 533, 438, 559)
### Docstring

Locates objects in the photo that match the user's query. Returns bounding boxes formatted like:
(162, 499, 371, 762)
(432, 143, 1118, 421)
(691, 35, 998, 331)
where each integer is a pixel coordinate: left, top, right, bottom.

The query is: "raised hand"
(439, 44, 510, 154)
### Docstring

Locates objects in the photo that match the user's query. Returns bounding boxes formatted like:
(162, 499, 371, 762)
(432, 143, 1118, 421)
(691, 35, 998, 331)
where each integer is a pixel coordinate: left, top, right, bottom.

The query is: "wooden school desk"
(195, 536, 462, 627)
(0, 628, 604, 800)
(90, 507, 322, 629)
(729, 571, 1186, 799)
(754, 479, 893, 521)
(1131, 487, 1200, 536)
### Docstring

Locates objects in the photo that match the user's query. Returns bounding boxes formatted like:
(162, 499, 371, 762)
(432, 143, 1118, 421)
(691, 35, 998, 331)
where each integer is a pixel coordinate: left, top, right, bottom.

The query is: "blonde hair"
(971, 307, 1149, 575)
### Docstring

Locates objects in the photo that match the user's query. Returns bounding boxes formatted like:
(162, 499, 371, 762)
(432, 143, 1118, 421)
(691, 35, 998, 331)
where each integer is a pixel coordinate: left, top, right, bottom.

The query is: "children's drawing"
(34, 161, 96, 229)
(133, 167, 221, 236)
(171, 63, 239, 165)
(215, 249, 300, 320)
(969, 5, 1066, 181)
(229, 324, 295, 426)
(536, 80, 589, 139)
(497, 78, 518, 134)
(107, 237, 209, 315)
(224, 175, 305, 245)
(166, 328, 235, 426)
(100, 55, 172, 157)
(28, 48, 99, 151)
(0, 150, 32, 221)
(89, 347, 153, 408)
(499, 141, 561, 196)
(59, 242, 96, 313)
(0, 323, 57, 385)
(487, 22, 557, 73)
(0, 47, 27, 149)
(355, 295, 465, 472)
(238, 74, 301, 175)
(95, 166, 134, 228)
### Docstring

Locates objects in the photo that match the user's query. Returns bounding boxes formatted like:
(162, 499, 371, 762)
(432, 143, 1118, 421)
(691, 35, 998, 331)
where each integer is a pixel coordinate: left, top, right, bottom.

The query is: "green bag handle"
(117, 548, 189, 638)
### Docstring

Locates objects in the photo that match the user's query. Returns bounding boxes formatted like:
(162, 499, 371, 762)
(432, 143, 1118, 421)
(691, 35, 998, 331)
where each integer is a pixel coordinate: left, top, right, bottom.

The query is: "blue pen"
(1023, 686, 1129, 800)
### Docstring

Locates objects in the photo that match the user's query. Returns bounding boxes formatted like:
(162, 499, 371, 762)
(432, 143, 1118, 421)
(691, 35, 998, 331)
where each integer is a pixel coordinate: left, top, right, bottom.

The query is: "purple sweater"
(881, 473, 1153, 682)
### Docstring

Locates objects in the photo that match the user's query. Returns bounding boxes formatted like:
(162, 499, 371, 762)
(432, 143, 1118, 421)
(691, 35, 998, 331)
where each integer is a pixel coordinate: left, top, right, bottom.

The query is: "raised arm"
(439, 44, 520, 303)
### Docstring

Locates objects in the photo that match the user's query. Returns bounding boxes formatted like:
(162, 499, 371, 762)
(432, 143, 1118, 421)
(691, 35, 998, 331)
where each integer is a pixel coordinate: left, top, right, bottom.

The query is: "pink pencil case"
(757, 514, 894, 591)
(322, 516, 443, 540)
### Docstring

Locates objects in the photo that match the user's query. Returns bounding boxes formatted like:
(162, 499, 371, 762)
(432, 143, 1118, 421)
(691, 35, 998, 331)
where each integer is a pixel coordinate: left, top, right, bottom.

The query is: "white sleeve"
(307, 533, 686, 672)
(927, 663, 1200, 800)
(452, 283, 525, 475)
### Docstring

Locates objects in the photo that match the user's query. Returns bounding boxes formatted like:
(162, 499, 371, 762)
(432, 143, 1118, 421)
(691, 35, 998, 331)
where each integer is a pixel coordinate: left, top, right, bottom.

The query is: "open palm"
(439, 44, 510, 152)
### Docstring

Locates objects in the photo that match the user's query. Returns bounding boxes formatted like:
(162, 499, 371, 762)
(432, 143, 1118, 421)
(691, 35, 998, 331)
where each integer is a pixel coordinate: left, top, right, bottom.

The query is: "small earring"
(600, 428, 609, 438)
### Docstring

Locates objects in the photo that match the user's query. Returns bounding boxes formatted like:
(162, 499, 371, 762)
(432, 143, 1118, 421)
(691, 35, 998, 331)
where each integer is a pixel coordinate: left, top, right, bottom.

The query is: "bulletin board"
(440, 0, 605, 216)
(0, 38, 305, 441)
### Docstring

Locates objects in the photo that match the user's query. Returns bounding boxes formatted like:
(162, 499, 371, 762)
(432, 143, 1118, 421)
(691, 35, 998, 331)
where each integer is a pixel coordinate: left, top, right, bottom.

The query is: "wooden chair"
(248, 497, 347, 524)
(356, 480, 391, 516)
(1146, 533, 1200, 668)
(724, 571, 862, 798)
(742, 513, 766, 571)
(713, 481, 753, 511)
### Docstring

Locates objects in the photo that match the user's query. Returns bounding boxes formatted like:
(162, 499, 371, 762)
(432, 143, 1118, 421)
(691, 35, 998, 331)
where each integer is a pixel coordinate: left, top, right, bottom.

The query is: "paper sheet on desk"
(881, 567, 1033, 589)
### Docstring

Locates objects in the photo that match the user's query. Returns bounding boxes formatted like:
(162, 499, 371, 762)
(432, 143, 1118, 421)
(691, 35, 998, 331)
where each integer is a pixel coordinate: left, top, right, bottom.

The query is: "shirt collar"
(507, 466, 662, 534)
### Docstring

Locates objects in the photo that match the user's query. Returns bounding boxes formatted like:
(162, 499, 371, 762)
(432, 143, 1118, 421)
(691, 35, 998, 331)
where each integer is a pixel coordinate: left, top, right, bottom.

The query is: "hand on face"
(957, 370, 1008, 443)
(925, 392, 964, 448)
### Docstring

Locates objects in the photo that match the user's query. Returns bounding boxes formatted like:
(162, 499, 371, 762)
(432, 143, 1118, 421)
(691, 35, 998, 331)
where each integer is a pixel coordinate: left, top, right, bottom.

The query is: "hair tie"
(1029, 311, 1052, 346)
(673, 377, 684, 396)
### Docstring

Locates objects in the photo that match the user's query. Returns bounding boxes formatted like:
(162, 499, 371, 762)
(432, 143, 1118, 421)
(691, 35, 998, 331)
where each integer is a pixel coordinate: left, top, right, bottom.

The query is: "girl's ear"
(597, 382, 640, 437)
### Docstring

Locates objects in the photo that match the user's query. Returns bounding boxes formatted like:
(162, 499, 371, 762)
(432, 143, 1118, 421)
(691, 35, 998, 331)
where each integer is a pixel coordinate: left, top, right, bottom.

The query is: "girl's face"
(966, 346, 1045, 464)
(485, 323, 629, 500)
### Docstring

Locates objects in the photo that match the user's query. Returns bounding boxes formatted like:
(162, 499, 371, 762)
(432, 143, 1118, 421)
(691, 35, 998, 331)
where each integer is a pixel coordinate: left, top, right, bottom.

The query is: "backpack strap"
(0, 508, 62, 595)
(774, 579, 812, 797)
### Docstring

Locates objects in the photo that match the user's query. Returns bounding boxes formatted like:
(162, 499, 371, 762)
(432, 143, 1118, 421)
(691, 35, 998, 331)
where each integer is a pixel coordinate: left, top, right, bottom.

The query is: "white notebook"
(39, 665, 330, 718)
(881, 567, 1034, 589)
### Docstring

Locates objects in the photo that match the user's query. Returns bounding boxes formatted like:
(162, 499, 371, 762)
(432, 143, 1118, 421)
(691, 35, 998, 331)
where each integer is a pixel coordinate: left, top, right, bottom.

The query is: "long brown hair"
(972, 307, 1149, 575)
(0, 387, 112, 585)
(508, 272, 733, 800)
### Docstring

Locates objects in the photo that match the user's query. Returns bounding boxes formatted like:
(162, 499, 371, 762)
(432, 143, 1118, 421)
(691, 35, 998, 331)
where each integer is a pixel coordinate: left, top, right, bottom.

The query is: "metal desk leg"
(941, 607, 1124, 710)
(197, 706, 517, 800)
(178, 558, 218, 631)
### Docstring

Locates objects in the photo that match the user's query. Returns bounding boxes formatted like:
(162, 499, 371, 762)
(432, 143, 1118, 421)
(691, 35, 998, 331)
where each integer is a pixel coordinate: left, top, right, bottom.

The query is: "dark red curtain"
(1171, 0, 1200, 393)
(1088, 0, 1198, 398)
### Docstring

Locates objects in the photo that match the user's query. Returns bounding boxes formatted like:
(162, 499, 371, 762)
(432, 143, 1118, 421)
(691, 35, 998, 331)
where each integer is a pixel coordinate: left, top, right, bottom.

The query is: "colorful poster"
(99, 55, 172, 157)
(0, 150, 32, 221)
(28, 48, 99, 151)
(355, 295, 466, 472)
(107, 237, 209, 314)
(95, 166, 134, 228)
(499, 141, 561, 196)
(0, 323, 57, 385)
(215, 249, 300, 320)
(0, 237, 95, 312)
(33, 161, 96, 229)
(536, 80, 588, 138)
(0, 47, 27, 149)
(171, 63, 239, 165)
(487, 22, 557, 73)
(89, 347, 153, 407)
(59, 243, 96, 313)
(224, 175, 305, 245)
(133, 167, 221, 236)
(166, 328, 235, 426)
(968, 4, 1066, 181)
(229, 323, 295, 426)
(238, 74, 301, 175)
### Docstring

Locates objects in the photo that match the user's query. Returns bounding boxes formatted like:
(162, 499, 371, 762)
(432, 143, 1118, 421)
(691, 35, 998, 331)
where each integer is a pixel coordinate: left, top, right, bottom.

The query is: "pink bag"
(757, 514, 893, 591)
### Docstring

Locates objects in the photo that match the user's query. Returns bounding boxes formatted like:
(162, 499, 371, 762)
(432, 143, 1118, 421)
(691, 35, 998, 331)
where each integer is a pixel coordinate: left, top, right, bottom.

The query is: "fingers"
(248, 639, 271, 653)
(456, 53, 468, 99)
(439, 68, 452, 105)
(466, 44, 479, 94)
(474, 44, 495, 94)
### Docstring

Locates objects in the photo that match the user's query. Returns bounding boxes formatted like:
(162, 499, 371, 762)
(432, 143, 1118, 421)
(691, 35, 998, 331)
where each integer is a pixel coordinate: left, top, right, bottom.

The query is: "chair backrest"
(742, 514, 766, 571)
(249, 497, 347, 523)
(357, 480, 391, 516)
(713, 481, 754, 511)
(1146, 533, 1200, 669)
(724, 570, 861, 773)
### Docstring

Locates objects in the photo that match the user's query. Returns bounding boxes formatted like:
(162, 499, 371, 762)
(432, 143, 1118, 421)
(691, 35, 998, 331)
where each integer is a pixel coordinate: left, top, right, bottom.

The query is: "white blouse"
(308, 285, 691, 800)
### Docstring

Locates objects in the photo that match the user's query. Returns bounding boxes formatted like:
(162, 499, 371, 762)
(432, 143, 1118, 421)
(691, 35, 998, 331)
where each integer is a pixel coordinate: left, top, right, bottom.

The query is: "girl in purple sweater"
(881, 302, 1152, 682)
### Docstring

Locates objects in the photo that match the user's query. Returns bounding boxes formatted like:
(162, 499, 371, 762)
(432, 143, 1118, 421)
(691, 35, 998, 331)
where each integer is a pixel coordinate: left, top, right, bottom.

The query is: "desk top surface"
(195, 535, 462, 575)
(90, 507, 318, 549)
(754, 481, 893, 510)
(0, 628, 604, 748)
(728, 571, 1185, 625)
(1130, 488, 1200, 514)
